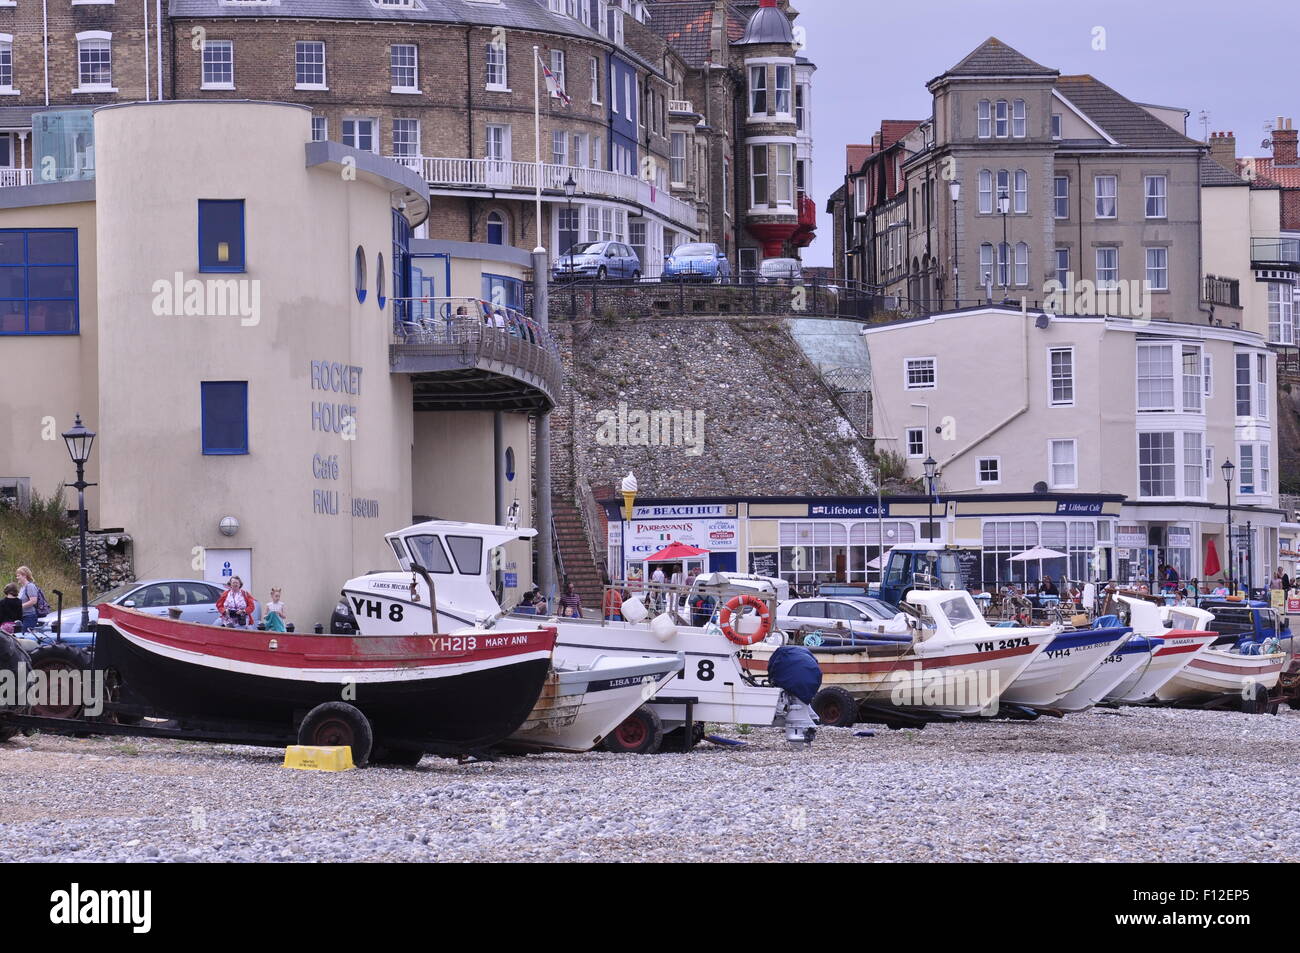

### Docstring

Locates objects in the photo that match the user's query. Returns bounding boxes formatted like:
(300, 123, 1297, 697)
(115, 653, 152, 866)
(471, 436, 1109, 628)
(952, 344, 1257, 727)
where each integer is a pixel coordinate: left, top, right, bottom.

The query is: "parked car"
(777, 596, 910, 640)
(662, 242, 732, 283)
(757, 257, 804, 284)
(47, 578, 241, 634)
(552, 241, 641, 282)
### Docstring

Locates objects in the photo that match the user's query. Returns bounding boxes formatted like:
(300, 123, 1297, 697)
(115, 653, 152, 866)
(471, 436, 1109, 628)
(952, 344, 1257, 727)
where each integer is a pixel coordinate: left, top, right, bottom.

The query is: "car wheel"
(596, 265, 608, 281)
(631, 270, 641, 282)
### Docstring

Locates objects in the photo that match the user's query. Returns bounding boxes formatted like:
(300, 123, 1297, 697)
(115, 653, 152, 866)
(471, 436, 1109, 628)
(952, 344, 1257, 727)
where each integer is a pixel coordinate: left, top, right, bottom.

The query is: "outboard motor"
(767, 644, 822, 746)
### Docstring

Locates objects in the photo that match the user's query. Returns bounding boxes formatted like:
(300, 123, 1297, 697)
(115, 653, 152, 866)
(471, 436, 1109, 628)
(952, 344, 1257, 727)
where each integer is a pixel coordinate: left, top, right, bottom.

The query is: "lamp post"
(62, 414, 96, 632)
(1222, 458, 1236, 593)
(997, 189, 1010, 291)
(949, 180, 960, 307)
(563, 172, 577, 279)
(923, 455, 939, 546)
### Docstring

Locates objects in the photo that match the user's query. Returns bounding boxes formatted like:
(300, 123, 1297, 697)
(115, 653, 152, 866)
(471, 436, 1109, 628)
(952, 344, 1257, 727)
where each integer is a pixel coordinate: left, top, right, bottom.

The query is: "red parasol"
(1203, 538, 1221, 577)
(644, 541, 710, 562)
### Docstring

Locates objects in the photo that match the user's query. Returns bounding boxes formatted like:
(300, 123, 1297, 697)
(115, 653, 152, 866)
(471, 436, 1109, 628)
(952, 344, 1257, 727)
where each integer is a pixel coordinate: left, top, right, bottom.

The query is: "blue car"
(663, 242, 732, 283)
(552, 241, 641, 282)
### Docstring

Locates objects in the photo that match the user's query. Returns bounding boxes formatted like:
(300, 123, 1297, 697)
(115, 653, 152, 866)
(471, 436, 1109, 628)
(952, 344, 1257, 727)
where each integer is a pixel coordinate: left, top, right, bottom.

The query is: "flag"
(539, 54, 572, 106)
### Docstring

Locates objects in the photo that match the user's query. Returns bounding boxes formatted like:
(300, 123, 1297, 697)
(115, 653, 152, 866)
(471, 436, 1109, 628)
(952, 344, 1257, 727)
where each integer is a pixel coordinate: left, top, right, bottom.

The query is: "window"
(1182, 345, 1203, 413)
(197, 200, 245, 273)
(1095, 175, 1117, 218)
(1235, 352, 1251, 417)
(589, 56, 600, 103)
(354, 245, 367, 303)
(775, 144, 794, 205)
(1144, 175, 1166, 219)
(551, 129, 567, 167)
(486, 39, 507, 90)
(904, 357, 936, 390)
(549, 50, 565, 99)
(1014, 170, 1027, 213)
(977, 457, 1001, 485)
(1203, 354, 1213, 398)
(486, 210, 505, 245)
(1096, 247, 1118, 289)
(978, 169, 992, 213)
(1146, 247, 1168, 291)
(1268, 283, 1296, 345)
(669, 132, 686, 184)
(1184, 432, 1203, 498)
(1051, 114, 1062, 139)
(0, 229, 78, 335)
(1239, 443, 1255, 494)
(997, 241, 1010, 287)
(795, 84, 806, 131)
(592, 135, 601, 168)
(1014, 242, 1028, 286)
(750, 144, 768, 206)
(0, 38, 12, 92)
(486, 124, 509, 161)
(391, 43, 417, 91)
(295, 41, 326, 89)
(996, 169, 1009, 212)
(979, 242, 993, 285)
(749, 65, 767, 115)
(906, 427, 925, 458)
(1256, 353, 1268, 419)
(1137, 432, 1176, 497)
(392, 119, 419, 158)
(76, 33, 112, 90)
(1137, 342, 1174, 411)
(1205, 444, 1214, 484)
(201, 39, 233, 89)
(311, 116, 327, 142)
(994, 99, 1008, 137)
(1012, 99, 1026, 137)
(1049, 439, 1077, 489)
(1049, 347, 1074, 406)
(1053, 176, 1069, 219)
(774, 65, 792, 114)
(1054, 248, 1070, 286)
(201, 381, 248, 455)
(342, 118, 376, 153)
(977, 100, 991, 139)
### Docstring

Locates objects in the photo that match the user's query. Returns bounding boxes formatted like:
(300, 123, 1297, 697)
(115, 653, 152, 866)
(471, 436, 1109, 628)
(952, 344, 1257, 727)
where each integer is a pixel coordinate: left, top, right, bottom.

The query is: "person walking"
(15, 566, 43, 632)
(602, 583, 623, 622)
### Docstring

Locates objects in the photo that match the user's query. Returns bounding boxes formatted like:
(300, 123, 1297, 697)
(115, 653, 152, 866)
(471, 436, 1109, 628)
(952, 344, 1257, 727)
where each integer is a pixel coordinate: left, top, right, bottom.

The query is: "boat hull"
(502, 655, 683, 753)
(1052, 636, 1154, 713)
(1155, 648, 1285, 704)
(999, 627, 1130, 709)
(1104, 632, 1219, 703)
(95, 604, 556, 756)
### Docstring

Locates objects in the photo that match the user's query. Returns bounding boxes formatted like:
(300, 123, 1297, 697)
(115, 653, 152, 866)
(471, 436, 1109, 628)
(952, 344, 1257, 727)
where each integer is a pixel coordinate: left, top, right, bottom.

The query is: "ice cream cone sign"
(621, 472, 638, 520)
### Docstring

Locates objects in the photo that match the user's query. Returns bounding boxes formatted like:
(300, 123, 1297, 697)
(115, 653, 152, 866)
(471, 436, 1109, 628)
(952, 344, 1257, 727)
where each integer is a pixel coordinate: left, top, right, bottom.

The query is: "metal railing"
(388, 296, 564, 399)
(0, 169, 34, 188)
(668, 100, 695, 114)
(1251, 237, 1300, 265)
(1203, 274, 1241, 308)
(575, 481, 610, 576)
(387, 155, 698, 230)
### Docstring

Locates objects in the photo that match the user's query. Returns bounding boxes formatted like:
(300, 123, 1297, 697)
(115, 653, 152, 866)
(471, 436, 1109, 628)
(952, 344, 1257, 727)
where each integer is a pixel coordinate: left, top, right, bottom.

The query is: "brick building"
(0, 0, 816, 277)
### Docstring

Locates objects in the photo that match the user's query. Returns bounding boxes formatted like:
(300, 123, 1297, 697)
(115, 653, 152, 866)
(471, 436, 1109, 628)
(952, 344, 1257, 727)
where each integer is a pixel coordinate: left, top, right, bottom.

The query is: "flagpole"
(533, 45, 544, 255)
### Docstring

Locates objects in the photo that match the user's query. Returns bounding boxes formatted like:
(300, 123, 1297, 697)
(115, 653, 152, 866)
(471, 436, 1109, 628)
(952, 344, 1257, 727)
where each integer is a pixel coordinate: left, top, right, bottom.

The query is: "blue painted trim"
(1046, 626, 1130, 651)
(0, 227, 80, 335)
(200, 380, 249, 455)
(197, 199, 246, 274)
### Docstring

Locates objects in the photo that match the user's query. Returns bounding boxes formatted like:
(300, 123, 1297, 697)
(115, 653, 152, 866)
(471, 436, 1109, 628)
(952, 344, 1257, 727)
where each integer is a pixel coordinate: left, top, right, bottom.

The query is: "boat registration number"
(974, 637, 1029, 652)
(430, 635, 477, 653)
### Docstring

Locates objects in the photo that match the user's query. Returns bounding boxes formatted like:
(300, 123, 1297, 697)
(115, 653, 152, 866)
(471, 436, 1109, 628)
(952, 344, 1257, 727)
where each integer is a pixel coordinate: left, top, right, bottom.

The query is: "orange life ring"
(719, 594, 771, 646)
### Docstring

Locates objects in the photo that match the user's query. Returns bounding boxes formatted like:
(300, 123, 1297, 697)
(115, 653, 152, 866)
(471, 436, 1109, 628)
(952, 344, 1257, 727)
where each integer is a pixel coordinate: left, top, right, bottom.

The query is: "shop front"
(605, 503, 739, 582)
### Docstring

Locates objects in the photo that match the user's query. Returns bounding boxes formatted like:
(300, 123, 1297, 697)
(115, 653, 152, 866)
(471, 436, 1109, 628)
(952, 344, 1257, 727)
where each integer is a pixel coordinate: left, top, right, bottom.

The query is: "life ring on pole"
(719, 594, 771, 646)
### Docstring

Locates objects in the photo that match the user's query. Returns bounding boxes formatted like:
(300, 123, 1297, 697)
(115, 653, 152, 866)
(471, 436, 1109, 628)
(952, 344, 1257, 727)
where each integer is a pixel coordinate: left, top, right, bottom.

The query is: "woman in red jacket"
(216, 577, 254, 628)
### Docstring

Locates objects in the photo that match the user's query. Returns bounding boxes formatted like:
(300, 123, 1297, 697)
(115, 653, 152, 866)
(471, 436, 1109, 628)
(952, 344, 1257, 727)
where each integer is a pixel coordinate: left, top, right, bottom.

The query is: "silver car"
(757, 258, 804, 284)
(48, 578, 236, 634)
(777, 597, 909, 639)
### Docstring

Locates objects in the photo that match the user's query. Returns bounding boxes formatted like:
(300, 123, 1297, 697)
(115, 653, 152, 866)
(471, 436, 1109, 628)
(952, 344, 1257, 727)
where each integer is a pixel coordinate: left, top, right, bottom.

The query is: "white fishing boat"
(1154, 600, 1289, 709)
(339, 521, 819, 751)
(1102, 598, 1220, 704)
(997, 620, 1131, 710)
(1052, 633, 1154, 713)
(744, 590, 1056, 720)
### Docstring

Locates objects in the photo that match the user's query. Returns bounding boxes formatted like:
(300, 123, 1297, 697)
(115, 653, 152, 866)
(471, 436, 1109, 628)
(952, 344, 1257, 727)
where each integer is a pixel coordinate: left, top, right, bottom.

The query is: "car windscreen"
(565, 243, 603, 256)
(675, 244, 715, 257)
(92, 582, 138, 606)
(845, 598, 894, 621)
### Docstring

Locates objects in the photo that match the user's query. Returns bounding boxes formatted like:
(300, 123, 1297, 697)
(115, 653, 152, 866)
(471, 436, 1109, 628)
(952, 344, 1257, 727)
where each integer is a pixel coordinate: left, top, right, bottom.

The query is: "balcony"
(1251, 237, 1300, 269)
(390, 297, 563, 412)
(0, 169, 34, 188)
(668, 100, 697, 115)
(1203, 274, 1241, 308)
(791, 193, 817, 249)
(388, 156, 697, 232)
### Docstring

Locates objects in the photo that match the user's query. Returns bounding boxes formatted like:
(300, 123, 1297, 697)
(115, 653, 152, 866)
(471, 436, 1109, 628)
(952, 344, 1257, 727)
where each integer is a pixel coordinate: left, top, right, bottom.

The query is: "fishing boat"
(744, 589, 1056, 720)
(997, 621, 1132, 710)
(1102, 598, 1220, 704)
(1154, 601, 1290, 708)
(93, 601, 557, 760)
(339, 520, 820, 749)
(1052, 634, 1155, 713)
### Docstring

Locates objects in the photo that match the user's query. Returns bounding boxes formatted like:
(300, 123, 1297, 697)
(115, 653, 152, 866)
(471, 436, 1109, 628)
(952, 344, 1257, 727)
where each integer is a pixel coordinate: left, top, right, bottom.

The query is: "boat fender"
(719, 594, 771, 645)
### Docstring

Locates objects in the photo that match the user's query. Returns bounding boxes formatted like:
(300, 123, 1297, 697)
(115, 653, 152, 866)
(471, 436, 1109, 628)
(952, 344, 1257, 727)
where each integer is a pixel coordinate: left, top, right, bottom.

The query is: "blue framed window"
(482, 273, 524, 311)
(201, 381, 248, 455)
(0, 228, 79, 335)
(198, 199, 246, 273)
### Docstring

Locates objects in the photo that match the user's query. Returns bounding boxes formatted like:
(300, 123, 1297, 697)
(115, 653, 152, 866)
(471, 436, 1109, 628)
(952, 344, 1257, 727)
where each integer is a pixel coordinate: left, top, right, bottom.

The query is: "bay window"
(749, 65, 767, 115)
(775, 144, 794, 205)
(774, 65, 792, 115)
(1138, 432, 1176, 497)
(750, 144, 768, 206)
(1268, 282, 1296, 345)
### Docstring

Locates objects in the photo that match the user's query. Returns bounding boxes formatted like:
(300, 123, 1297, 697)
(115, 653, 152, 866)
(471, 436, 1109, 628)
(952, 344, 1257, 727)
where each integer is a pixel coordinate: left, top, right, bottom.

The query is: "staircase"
(552, 496, 606, 611)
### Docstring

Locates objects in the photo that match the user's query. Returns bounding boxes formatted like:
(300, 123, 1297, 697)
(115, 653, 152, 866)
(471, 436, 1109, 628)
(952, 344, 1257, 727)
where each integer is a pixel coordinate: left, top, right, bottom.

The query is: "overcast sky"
(799, 0, 1298, 266)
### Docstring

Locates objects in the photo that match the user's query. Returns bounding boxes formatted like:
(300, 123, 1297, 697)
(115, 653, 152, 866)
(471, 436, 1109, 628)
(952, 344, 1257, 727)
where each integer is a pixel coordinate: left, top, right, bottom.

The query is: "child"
(264, 587, 287, 632)
(0, 583, 22, 635)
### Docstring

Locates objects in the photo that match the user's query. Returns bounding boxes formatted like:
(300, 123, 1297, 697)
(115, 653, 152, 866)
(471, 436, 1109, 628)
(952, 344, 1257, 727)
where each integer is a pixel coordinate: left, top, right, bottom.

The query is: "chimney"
(1208, 131, 1237, 174)
(1274, 117, 1298, 167)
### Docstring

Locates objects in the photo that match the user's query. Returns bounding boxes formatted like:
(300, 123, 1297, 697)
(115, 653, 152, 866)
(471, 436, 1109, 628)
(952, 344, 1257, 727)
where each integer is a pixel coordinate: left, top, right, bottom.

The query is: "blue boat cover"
(1046, 626, 1131, 651)
(1092, 615, 1120, 629)
(767, 644, 823, 704)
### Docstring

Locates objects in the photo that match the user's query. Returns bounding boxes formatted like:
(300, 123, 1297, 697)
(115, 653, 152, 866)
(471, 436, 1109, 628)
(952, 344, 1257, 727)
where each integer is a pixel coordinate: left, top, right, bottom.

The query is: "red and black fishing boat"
(93, 603, 556, 761)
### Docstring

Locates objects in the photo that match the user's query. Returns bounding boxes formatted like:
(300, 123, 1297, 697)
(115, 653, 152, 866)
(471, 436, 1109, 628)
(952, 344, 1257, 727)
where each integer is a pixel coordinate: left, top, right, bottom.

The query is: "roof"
(880, 119, 922, 149)
(845, 143, 875, 173)
(736, 0, 793, 46)
(648, 0, 748, 67)
(940, 37, 1058, 80)
(1200, 155, 1247, 187)
(1248, 157, 1300, 188)
(1054, 75, 1201, 150)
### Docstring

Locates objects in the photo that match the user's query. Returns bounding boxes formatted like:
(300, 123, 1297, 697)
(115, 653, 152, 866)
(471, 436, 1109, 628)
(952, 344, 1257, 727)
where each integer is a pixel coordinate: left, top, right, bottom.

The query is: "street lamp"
(1222, 458, 1236, 593)
(62, 414, 96, 632)
(563, 172, 577, 279)
(949, 180, 960, 307)
(997, 188, 1010, 290)
(923, 455, 939, 546)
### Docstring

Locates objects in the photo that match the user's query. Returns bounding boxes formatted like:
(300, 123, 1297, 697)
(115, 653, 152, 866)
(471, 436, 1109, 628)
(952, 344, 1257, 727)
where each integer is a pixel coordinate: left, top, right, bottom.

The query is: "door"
(204, 549, 254, 614)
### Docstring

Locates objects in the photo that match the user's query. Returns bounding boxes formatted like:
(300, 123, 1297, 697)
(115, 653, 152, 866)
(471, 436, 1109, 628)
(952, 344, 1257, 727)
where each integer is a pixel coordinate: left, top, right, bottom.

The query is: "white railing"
(668, 100, 695, 114)
(389, 155, 697, 230)
(0, 169, 34, 188)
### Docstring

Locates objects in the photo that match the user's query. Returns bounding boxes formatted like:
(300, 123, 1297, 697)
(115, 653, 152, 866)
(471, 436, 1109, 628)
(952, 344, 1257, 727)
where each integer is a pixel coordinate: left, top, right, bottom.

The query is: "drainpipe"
(494, 411, 504, 525)
(156, 0, 163, 99)
(143, 0, 150, 101)
(42, 0, 48, 106)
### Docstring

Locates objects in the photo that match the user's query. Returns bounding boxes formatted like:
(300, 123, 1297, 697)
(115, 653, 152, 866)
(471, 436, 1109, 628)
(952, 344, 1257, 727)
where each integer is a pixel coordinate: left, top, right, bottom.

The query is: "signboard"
(807, 502, 889, 518)
(203, 548, 253, 602)
(629, 504, 735, 519)
(1116, 525, 1147, 548)
(1288, 597, 1300, 615)
(749, 552, 779, 577)
(503, 573, 518, 589)
(1056, 500, 1105, 516)
(620, 518, 739, 560)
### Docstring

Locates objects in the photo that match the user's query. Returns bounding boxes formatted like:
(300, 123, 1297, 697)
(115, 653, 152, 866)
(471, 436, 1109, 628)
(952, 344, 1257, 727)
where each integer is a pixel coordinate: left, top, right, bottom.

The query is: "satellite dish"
(1033, 481, 1049, 494)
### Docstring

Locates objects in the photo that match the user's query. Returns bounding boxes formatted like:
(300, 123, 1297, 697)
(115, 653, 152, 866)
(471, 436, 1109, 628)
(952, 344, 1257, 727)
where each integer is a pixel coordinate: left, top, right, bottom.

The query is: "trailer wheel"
(29, 644, 91, 720)
(601, 705, 663, 754)
(812, 686, 858, 727)
(298, 702, 373, 766)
